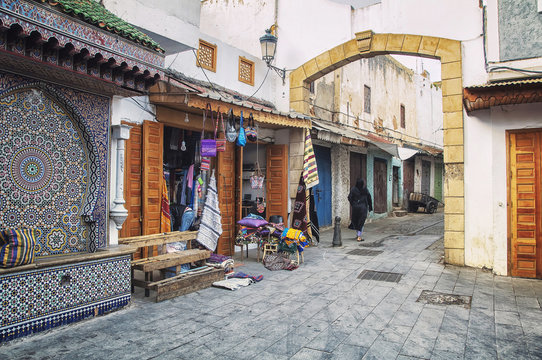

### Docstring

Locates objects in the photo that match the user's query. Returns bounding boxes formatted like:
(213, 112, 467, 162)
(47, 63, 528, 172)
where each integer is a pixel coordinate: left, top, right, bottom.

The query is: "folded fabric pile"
(206, 253, 234, 274)
(281, 228, 309, 253)
(235, 214, 268, 246)
(213, 278, 254, 291)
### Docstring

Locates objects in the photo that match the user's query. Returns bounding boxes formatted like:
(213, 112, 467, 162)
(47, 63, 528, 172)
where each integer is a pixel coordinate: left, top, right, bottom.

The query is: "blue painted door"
(313, 145, 332, 226)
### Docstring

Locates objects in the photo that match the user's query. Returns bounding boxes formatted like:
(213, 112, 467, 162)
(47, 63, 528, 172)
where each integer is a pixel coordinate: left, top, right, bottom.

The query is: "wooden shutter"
(216, 142, 235, 255)
(142, 120, 163, 235)
(266, 144, 289, 223)
(120, 124, 143, 239)
(509, 131, 542, 278)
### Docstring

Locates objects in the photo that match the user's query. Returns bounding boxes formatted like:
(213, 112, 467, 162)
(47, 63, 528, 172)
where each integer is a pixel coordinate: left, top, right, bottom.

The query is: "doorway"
(392, 166, 400, 207)
(421, 160, 431, 195)
(508, 129, 542, 278)
(373, 158, 388, 213)
(314, 145, 332, 226)
(403, 158, 415, 208)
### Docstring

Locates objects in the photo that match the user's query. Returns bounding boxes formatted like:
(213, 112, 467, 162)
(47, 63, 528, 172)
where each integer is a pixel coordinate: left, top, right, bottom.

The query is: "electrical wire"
(488, 66, 542, 75)
(245, 65, 271, 103)
(191, 48, 226, 97)
(131, 97, 156, 118)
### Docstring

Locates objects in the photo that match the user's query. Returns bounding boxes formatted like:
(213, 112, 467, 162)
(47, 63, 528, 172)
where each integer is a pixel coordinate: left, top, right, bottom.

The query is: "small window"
(400, 104, 406, 128)
(364, 85, 371, 114)
(238, 57, 254, 86)
(197, 39, 217, 72)
(309, 81, 315, 94)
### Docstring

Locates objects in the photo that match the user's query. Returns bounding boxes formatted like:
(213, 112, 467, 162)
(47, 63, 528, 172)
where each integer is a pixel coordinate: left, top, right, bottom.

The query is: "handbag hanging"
(237, 110, 247, 147)
(246, 113, 258, 142)
(216, 106, 226, 152)
(250, 161, 265, 189)
(225, 108, 238, 143)
(201, 103, 217, 157)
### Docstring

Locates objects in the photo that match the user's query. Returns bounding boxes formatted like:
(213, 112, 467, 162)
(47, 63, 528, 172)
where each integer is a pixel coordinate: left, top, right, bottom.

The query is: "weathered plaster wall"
(331, 144, 350, 223)
(464, 103, 542, 275)
(498, 0, 542, 61)
(416, 75, 443, 148)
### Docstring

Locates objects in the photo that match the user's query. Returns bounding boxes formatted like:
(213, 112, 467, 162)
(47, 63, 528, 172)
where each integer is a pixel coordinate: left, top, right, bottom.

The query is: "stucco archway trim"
(289, 30, 465, 265)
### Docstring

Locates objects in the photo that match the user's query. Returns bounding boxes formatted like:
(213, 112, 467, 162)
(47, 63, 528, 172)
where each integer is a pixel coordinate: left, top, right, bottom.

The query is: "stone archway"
(289, 31, 465, 265)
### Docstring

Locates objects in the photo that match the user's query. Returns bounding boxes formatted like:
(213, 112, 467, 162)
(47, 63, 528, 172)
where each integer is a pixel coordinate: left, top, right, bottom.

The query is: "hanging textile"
(309, 188, 320, 243)
(196, 170, 223, 251)
(303, 128, 319, 189)
(291, 174, 309, 234)
(160, 175, 171, 232)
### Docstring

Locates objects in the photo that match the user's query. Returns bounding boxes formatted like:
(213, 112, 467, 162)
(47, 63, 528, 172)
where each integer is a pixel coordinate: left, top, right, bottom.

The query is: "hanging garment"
(309, 188, 320, 243)
(187, 164, 194, 189)
(160, 176, 171, 232)
(291, 174, 309, 233)
(303, 128, 319, 189)
(196, 170, 223, 251)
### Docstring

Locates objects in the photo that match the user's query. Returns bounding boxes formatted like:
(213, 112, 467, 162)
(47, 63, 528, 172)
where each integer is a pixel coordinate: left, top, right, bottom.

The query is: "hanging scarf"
(160, 176, 171, 232)
(303, 128, 319, 189)
(291, 174, 309, 234)
(196, 170, 223, 251)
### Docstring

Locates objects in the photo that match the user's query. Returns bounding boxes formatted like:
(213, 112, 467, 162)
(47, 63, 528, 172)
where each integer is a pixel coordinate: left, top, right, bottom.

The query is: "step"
(393, 209, 408, 217)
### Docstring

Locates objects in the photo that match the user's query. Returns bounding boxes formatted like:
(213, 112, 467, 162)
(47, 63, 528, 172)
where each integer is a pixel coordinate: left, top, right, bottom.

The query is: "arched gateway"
(289, 31, 465, 265)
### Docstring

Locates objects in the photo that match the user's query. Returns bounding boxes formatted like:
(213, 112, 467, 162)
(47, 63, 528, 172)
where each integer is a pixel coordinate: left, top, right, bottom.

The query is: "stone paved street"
(2, 212, 542, 360)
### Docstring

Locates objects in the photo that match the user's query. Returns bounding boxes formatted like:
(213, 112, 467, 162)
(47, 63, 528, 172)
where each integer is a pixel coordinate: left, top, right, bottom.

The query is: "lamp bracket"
(268, 63, 286, 84)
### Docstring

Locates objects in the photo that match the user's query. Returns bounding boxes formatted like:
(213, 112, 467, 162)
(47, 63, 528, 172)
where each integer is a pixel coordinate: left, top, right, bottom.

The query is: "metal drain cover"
(416, 290, 472, 308)
(347, 249, 383, 256)
(357, 270, 403, 283)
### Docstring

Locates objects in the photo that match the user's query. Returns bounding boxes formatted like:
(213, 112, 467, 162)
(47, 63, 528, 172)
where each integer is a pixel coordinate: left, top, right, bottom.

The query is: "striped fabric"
(196, 171, 223, 251)
(303, 128, 319, 189)
(0, 228, 36, 268)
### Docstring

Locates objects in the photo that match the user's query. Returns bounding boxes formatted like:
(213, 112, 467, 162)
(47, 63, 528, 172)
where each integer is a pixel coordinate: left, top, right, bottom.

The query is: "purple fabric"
(231, 272, 263, 282)
(237, 218, 268, 228)
(209, 253, 231, 263)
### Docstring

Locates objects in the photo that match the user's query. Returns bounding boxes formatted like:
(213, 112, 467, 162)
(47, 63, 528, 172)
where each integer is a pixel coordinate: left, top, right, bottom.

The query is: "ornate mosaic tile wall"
(0, 71, 109, 254)
(0, 255, 131, 342)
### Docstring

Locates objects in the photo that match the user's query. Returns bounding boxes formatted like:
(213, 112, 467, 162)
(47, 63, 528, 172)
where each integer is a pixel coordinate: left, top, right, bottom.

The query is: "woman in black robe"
(348, 178, 373, 241)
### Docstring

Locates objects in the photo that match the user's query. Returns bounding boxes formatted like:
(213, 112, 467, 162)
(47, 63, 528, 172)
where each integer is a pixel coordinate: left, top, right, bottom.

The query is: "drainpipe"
(110, 124, 131, 230)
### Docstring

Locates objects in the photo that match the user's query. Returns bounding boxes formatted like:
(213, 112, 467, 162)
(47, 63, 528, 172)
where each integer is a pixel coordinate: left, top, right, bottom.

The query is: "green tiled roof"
(35, 0, 165, 53)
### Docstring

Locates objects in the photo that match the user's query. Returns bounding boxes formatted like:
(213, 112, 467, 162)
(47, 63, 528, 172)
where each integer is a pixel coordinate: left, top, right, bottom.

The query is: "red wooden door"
(217, 141, 235, 255)
(403, 158, 415, 208)
(142, 120, 163, 235)
(509, 130, 542, 278)
(373, 158, 388, 214)
(266, 144, 289, 223)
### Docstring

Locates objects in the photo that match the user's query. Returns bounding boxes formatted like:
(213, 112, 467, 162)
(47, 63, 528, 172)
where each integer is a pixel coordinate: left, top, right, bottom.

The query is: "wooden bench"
(118, 231, 223, 302)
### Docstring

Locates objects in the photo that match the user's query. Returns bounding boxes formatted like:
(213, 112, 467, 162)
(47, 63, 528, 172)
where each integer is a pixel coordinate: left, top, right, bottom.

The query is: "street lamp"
(259, 28, 286, 83)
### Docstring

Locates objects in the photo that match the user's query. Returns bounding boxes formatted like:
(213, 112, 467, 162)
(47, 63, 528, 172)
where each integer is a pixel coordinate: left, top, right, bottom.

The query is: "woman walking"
(348, 178, 373, 242)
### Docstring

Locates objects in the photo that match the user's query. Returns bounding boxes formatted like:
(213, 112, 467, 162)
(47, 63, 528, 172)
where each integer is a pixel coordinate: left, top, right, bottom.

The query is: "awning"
(150, 71, 312, 129)
(312, 119, 400, 157)
(397, 147, 419, 160)
(0, 0, 165, 94)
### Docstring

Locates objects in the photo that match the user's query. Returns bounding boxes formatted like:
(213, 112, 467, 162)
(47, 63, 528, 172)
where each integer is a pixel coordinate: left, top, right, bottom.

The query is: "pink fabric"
(187, 164, 194, 189)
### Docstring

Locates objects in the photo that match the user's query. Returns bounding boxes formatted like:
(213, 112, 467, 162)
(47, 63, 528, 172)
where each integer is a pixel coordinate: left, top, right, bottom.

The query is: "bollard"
(332, 216, 342, 247)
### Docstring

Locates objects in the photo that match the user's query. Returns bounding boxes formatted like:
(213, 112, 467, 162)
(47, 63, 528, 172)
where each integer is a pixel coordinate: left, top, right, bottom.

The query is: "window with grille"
(400, 104, 406, 128)
(197, 39, 217, 72)
(238, 57, 254, 86)
(364, 85, 371, 114)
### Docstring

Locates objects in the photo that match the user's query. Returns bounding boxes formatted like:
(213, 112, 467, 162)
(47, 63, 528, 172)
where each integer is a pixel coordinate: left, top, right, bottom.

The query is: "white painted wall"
(465, 103, 542, 275)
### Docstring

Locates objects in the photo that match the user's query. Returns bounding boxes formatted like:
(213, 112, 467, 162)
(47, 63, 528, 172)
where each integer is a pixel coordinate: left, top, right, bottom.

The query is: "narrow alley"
(3, 212, 541, 360)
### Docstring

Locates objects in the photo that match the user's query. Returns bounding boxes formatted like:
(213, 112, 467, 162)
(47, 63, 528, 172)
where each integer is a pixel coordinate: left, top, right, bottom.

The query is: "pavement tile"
(342, 326, 381, 348)
(363, 338, 402, 360)
(515, 296, 541, 309)
(430, 350, 464, 360)
(290, 347, 333, 360)
(495, 310, 521, 326)
(378, 325, 412, 344)
(400, 335, 436, 359)
(264, 335, 312, 357)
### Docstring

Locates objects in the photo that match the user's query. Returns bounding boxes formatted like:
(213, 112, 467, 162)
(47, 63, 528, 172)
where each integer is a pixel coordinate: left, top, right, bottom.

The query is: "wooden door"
(120, 124, 143, 239)
(217, 141, 235, 255)
(313, 145, 332, 226)
(509, 130, 542, 278)
(403, 158, 415, 208)
(235, 145, 243, 223)
(350, 152, 367, 190)
(421, 160, 431, 195)
(266, 144, 289, 223)
(142, 120, 163, 235)
(373, 158, 388, 214)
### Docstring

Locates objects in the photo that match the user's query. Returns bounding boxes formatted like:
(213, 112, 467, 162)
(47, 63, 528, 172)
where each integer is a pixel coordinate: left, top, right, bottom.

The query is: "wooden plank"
(147, 266, 215, 287)
(133, 249, 210, 272)
(119, 231, 198, 247)
(155, 267, 224, 302)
